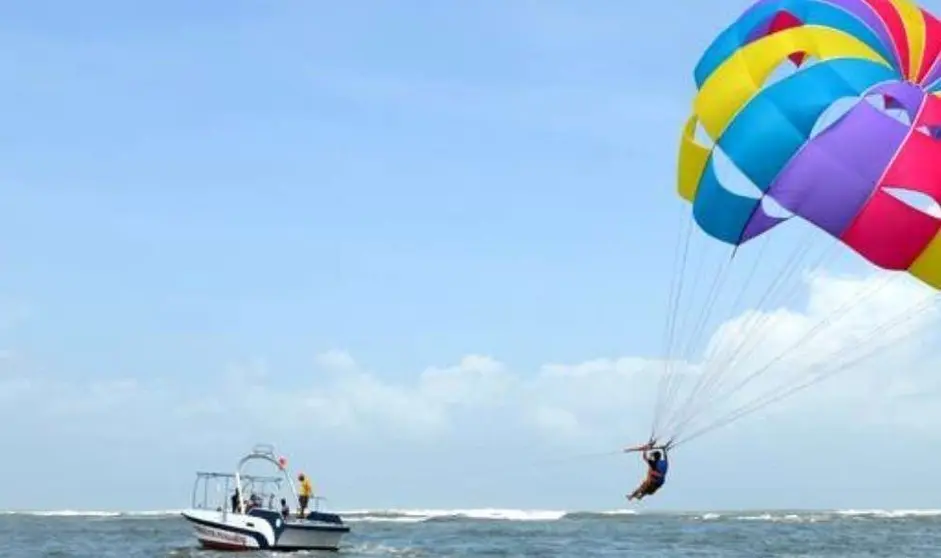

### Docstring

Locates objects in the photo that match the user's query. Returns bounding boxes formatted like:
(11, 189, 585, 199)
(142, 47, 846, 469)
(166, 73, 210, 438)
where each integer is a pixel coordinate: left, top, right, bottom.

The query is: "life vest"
(648, 459, 668, 482)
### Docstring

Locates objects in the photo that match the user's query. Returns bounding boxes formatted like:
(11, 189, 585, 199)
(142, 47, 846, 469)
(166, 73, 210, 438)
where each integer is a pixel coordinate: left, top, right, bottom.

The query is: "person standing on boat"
(230, 487, 242, 513)
(297, 473, 313, 517)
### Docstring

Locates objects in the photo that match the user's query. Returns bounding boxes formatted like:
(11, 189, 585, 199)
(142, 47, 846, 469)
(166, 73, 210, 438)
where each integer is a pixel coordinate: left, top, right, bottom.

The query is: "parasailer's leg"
(627, 480, 651, 501)
(626, 479, 663, 501)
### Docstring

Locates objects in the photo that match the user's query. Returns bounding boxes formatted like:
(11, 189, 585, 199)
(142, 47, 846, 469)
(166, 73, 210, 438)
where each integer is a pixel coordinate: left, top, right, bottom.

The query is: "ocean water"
(3, 508, 940, 557)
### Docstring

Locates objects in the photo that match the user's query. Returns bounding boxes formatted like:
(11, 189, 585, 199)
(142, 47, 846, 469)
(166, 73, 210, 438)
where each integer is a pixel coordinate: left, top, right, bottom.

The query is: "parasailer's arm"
(623, 441, 655, 453)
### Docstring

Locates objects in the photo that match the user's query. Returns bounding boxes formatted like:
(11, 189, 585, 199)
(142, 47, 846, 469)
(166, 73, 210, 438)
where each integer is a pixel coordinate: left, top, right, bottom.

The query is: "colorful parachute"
(680, 0, 941, 285)
(649, 0, 941, 448)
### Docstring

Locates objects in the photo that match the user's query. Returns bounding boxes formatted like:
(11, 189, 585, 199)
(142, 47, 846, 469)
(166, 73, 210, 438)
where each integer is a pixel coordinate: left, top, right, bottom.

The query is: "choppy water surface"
(3, 508, 940, 557)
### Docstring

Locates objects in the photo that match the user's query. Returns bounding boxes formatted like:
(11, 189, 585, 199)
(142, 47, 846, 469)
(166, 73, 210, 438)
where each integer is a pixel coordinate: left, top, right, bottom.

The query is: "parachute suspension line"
(665, 236, 768, 425)
(656, 246, 734, 438)
(658, 228, 832, 439)
(654, 214, 713, 438)
(656, 206, 692, 388)
(673, 271, 922, 442)
(664, 235, 841, 435)
(655, 227, 729, 439)
(720, 236, 771, 333)
(651, 206, 694, 440)
(669, 268, 901, 439)
(678, 247, 734, 367)
(671, 292, 941, 448)
(677, 295, 939, 448)
(709, 235, 771, 349)
(706, 270, 899, 406)
(655, 227, 815, 440)
(452, 449, 628, 490)
(672, 232, 716, 356)
(706, 229, 834, 376)
(663, 234, 813, 422)
(656, 234, 784, 438)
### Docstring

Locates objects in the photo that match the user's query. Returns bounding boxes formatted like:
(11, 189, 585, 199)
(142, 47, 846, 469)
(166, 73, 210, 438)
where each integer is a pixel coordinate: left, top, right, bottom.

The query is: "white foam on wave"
(0, 510, 183, 517)
(5, 508, 940, 523)
(339, 508, 641, 523)
(836, 509, 941, 518)
(735, 513, 808, 522)
(728, 509, 941, 523)
(345, 542, 423, 556)
(598, 509, 637, 516)
(340, 508, 568, 523)
(13, 508, 579, 524)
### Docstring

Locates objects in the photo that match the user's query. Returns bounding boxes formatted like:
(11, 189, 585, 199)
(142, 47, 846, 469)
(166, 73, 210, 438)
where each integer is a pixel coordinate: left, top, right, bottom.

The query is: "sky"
(2, 0, 941, 513)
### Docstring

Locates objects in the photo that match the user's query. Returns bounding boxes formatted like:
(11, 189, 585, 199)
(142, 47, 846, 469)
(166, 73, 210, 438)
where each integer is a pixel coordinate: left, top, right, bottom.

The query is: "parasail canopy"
(650, 0, 941, 449)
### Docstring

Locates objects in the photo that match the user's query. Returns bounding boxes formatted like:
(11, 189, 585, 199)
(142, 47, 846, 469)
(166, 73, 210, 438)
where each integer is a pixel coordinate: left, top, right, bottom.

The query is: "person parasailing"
(624, 441, 669, 501)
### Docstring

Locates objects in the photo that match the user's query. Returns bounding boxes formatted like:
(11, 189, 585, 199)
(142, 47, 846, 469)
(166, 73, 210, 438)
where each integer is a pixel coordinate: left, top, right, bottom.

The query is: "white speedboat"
(180, 443, 351, 551)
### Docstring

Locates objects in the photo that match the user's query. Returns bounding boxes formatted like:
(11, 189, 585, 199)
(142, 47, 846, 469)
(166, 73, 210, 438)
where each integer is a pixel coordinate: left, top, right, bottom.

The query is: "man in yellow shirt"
(297, 473, 313, 517)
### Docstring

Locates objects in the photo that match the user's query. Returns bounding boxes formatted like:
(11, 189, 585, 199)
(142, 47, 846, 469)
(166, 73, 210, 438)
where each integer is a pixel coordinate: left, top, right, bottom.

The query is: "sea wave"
(341, 508, 576, 523)
(836, 509, 941, 518)
(0, 510, 184, 518)
(340, 508, 941, 523)
(695, 510, 941, 523)
(2, 508, 940, 523)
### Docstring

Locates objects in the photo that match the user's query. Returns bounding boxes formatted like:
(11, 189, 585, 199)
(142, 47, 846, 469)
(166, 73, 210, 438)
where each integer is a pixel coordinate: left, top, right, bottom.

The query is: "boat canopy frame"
(190, 443, 325, 516)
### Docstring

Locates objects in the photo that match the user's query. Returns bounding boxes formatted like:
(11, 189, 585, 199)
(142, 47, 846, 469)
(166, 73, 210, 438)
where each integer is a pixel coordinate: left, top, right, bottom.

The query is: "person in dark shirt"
(230, 488, 242, 513)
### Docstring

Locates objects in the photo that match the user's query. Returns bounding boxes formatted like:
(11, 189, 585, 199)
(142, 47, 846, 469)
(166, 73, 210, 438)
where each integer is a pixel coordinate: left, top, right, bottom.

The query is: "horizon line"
(3, 507, 940, 515)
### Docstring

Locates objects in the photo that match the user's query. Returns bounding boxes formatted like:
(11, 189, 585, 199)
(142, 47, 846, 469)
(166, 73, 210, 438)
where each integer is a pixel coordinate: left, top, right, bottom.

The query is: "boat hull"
(181, 508, 349, 552)
(271, 520, 349, 551)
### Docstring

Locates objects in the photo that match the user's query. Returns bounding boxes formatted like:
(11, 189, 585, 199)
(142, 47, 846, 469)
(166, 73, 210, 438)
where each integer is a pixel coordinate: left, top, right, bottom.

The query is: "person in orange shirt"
(297, 473, 313, 517)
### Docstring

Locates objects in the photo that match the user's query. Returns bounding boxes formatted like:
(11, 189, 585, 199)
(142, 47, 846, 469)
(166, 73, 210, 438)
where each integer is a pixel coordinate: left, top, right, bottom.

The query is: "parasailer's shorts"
(299, 495, 310, 510)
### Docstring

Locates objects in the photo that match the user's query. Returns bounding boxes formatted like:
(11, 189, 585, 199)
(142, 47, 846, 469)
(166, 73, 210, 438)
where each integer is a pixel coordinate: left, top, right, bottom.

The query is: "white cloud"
(1, 271, 939, 511)
(2, 272, 939, 454)
(526, 405, 582, 440)
(314, 349, 357, 371)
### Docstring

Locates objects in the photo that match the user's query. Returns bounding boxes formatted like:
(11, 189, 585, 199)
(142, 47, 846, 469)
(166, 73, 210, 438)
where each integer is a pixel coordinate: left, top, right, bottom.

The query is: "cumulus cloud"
(657, 270, 940, 441)
(2, 272, 940, 454)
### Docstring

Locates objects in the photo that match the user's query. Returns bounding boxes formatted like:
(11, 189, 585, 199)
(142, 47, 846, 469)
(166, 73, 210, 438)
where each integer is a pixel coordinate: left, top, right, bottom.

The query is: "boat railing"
(310, 495, 328, 512)
(189, 444, 337, 517)
(251, 443, 277, 456)
(190, 471, 285, 511)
